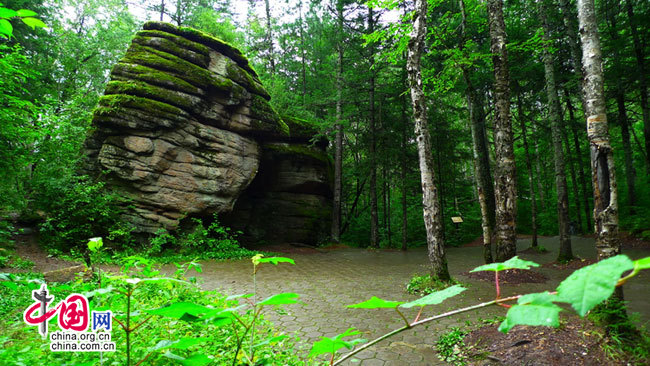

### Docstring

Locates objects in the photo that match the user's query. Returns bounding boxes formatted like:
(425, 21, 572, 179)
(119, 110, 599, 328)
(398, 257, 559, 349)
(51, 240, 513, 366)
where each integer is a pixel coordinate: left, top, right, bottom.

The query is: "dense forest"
(1, 0, 650, 365)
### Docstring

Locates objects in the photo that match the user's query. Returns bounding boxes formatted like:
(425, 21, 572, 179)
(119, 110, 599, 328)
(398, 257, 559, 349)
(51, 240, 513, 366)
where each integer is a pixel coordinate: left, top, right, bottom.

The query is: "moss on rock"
(123, 43, 234, 94)
(263, 142, 330, 165)
(132, 34, 210, 68)
(142, 21, 258, 79)
(112, 62, 202, 96)
(104, 80, 200, 112)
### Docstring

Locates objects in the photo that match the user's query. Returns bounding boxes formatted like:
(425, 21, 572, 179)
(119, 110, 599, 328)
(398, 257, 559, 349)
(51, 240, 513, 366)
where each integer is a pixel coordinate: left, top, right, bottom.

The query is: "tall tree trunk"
(460, 0, 494, 263)
(539, 0, 573, 262)
(407, 0, 450, 281)
(625, 0, 650, 174)
(487, 0, 517, 261)
(331, 0, 344, 243)
(368, 5, 379, 248)
(401, 88, 409, 251)
(563, 123, 583, 233)
(263, 0, 276, 73)
(533, 125, 547, 211)
(517, 93, 538, 248)
(564, 90, 593, 231)
(576, 0, 621, 261)
(617, 88, 637, 209)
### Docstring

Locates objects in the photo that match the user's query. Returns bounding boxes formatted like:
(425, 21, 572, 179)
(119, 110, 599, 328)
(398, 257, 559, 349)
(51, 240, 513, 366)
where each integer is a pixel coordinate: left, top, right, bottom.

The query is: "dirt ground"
(463, 317, 619, 365)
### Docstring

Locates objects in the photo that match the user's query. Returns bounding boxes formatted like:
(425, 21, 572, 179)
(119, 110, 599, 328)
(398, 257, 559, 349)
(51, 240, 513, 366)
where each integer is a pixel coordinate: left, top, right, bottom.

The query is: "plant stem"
(332, 295, 521, 365)
(126, 287, 131, 366)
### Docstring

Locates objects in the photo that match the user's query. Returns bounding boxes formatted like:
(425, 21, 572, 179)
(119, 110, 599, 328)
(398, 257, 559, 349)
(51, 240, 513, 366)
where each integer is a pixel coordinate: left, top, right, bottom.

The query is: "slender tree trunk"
(264, 0, 276, 73)
(564, 90, 593, 231)
(576, 0, 621, 261)
(299, 0, 307, 105)
(563, 124, 583, 233)
(617, 88, 637, 209)
(625, 0, 650, 174)
(368, 5, 379, 248)
(533, 125, 547, 211)
(517, 94, 538, 248)
(401, 90, 409, 251)
(539, 0, 572, 262)
(159, 0, 165, 21)
(460, 0, 494, 263)
(331, 0, 344, 243)
(407, 0, 450, 281)
(387, 175, 392, 245)
(487, 0, 517, 261)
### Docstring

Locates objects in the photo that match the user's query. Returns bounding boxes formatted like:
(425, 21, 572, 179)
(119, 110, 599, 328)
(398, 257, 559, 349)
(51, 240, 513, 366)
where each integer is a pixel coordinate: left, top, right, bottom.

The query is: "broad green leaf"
(498, 302, 562, 333)
(257, 257, 295, 265)
(83, 286, 114, 298)
(150, 338, 209, 352)
(161, 351, 185, 360)
(253, 335, 289, 348)
(309, 328, 367, 357)
(348, 296, 404, 309)
(557, 255, 634, 316)
(634, 257, 650, 270)
(225, 293, 253, 301)
(517, 291, 557, 305)
(87, 237, 103, 252)
(179, 354, 211, 366)
(146, 302, 219, 321)
(0, 19, 12, 37)
(401, 285, 466, 308)
(20, 17, 45, 29)
(16, 9, 37, 17)
(256, 292, 300, 306)
(0, 7, 16, 18)
(470, 256, 539, 272)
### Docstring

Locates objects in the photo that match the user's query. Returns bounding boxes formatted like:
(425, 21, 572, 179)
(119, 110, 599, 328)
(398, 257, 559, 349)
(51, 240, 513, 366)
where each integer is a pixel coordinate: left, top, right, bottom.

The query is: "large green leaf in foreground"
(347, 296, 404, 309)
(557, 255, 634, 316)
(309, 328, 366, 357)
(499, 292, 562, 333)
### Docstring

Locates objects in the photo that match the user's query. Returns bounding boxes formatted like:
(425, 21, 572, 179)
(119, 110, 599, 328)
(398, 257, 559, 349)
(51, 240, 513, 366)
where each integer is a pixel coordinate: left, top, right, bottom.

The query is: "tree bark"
(516, 93, 538, 248)
(407, 0, 450, 281)
(331, 0, 344, 243)
(487, 0, 517, 261)
(460, 0, 494, 263)
(538, 0, 572, 262)
(368, 5, 379, 248)
(625, 0, 650, 174)
(401, 87, 409, 251)
(576, 0, 621, 261)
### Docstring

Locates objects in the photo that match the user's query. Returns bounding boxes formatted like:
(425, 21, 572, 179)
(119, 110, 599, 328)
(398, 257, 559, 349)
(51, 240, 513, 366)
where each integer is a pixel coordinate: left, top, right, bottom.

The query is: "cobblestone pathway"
(196, 237, 650, 365)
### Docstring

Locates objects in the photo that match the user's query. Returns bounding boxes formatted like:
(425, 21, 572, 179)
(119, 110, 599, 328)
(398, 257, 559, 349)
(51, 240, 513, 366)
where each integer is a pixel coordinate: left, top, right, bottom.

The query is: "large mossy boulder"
(83, 22, 331, 243)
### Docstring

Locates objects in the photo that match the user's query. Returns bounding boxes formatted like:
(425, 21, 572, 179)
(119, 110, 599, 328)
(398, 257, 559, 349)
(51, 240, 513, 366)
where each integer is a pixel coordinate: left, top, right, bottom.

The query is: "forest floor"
(3, 233, 650, 365)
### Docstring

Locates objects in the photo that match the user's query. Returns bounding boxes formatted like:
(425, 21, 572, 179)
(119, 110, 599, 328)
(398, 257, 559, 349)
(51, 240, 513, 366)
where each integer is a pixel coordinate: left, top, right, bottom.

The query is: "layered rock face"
(83, 22, 331, 244)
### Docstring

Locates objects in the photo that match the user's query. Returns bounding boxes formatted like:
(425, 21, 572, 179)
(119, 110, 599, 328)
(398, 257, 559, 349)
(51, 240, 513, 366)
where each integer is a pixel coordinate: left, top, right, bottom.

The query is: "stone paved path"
(194, 237, 650, 365)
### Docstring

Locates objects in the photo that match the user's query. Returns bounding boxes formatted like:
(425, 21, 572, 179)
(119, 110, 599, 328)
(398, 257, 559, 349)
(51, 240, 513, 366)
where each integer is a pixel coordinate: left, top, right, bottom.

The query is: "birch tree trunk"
(538, 0, 572, 262)
(407, 0, 450, 281)
(576, 0, 621, 261)
(558, 0, 593, 231)
(487, 0, 517, 261)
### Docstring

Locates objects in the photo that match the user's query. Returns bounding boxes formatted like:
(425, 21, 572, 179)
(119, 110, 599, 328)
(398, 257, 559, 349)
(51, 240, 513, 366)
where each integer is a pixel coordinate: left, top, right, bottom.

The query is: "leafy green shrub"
(436, 327, 468, 366)
(176, 215, 255, 259)
(406, 274, 459, 295)
(37, 176, 134, 251)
